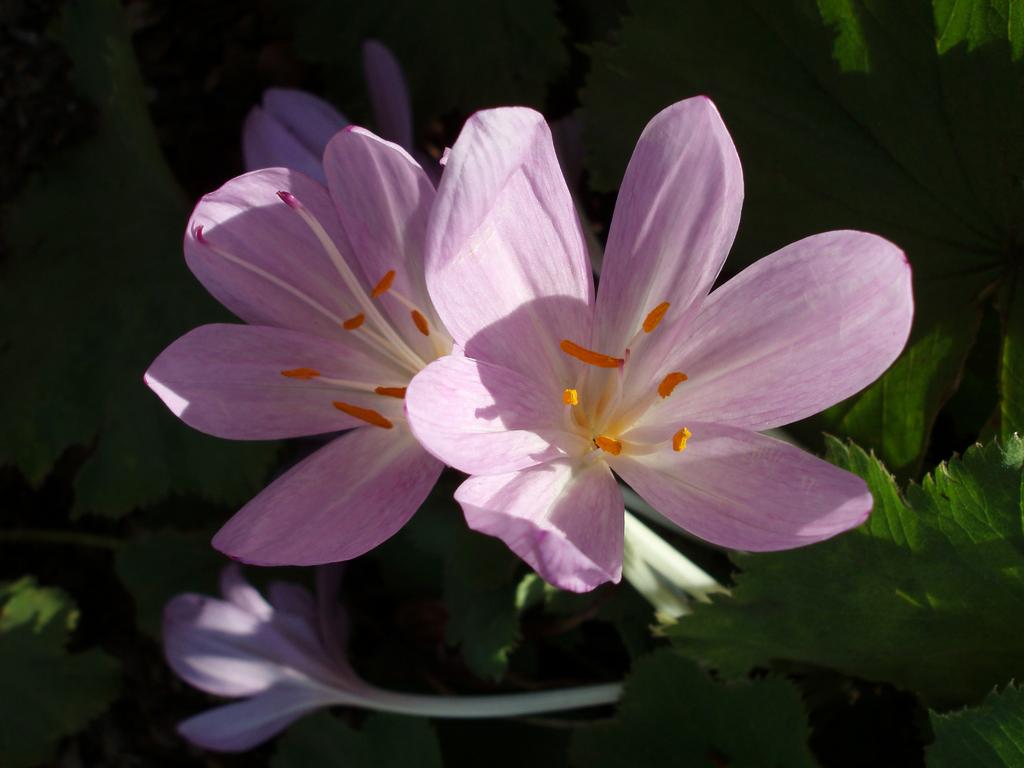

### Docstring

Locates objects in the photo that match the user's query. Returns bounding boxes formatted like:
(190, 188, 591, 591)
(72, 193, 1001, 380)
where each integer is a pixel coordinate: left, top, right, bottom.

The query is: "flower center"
(559, 301, 691, 458)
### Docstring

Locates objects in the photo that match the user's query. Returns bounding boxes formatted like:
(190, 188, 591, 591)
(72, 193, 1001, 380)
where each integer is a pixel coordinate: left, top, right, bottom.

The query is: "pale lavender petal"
(164, 585, 353, 691)
(268, 581, 317, 620)
(220, 564, 272, 619)
(316, 565, 350, 669)
(145, 324, 406, 440)
(177, 681, 349, 752)
(593, 97, 743, 405)
(243, 88, 348, 181)
(362, 40, 414, 150)
(645, 231, 913, 431)
(186, 168, 360, 339)
(323, 127, 440, 360)
(613, 422, 871, 551)
(406, 354, 589, 474)
(457, 460, 624, 592)
(425, 107, 593, 387)
(163, 594, 297, 697)
(213, 427, 443, 565)
(243, 107, 325, 183)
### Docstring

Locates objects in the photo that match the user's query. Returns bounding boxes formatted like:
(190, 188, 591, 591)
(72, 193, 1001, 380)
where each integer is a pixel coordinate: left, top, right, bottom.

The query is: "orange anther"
(371, 270, 396, 298)
(560, 339, 624, 369)
(342, 313, 365, 330)
(411, 309, 430, 336)
(562, 388, 579, 406)
(374, 386, 407, 399)
(332, 401, 394, 429)
(672, 427, 692, 452)
(658, 372, 689, 398)
(280, 367, 320, 380)
(594, 435, 623, 455)
(642, 301, 671, 333)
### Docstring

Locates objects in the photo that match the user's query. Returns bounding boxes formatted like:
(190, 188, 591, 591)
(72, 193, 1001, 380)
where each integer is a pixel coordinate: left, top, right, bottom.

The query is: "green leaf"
(114, 529, 226, 637)
(583, 0, 1023, 474)
(669, 436, 1024, 706)
(928, 684, 1024, 767)
(271, 711, 443, 768)
(569, 649, 816, 768)
(0, 0, 277, 517)
(443, 526, 524, 680)
(293, 0, 568, 116)
(1000, 270, 1024, 440)
(0, 577, 121, 768)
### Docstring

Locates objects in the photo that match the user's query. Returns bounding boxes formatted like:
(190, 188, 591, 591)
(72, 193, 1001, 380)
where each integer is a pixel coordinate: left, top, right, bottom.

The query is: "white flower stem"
(362, 682, 623, 718)
(622, 509, 728, 619)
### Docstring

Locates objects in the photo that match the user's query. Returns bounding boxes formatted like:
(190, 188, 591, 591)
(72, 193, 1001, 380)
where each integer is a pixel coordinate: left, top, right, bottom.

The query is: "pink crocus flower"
(166, 566, 621, 752)
(405, 97, 914, 592)
(145, 125, 450, 564)
(243, 40, 435, 183)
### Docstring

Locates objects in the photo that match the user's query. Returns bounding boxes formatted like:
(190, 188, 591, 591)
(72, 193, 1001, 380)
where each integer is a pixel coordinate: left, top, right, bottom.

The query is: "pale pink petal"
(612, 422, 871, 551)
(323, 127, 440, 360)
(645, 231, 913, 431)
(243, 88, 348, 181)
(185, 168, 359, 339)
(213, 427, 443, 565)
(145, 324, 406, 439)
(177, 681, 349, 752)
(456, 460, 624, 593)
(362, 40, 414, 150)
(406, 354, 589, 474)
(593, 97, 743, 405)
(425, 107, 593, 387)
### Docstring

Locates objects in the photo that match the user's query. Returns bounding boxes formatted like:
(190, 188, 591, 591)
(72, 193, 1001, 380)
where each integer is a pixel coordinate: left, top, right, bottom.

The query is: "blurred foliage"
(928, 684, 1024, 767)
(114, 530, 225, 637)
(272, 712, 443, 768)
(0, 0, 278, 518)
(570, 649, 816, 768)
(292, 0, 568, 120)
(0, 577, 120, 768)
(442, 526, 524, 680)
(1, 0, 1023, 765)
(669, 436, 1024, 707)
(583, 0, 1024, 477)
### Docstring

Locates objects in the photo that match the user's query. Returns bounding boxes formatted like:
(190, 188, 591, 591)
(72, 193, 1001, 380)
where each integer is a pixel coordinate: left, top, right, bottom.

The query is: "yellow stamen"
(562, 388, 579, 406)
(342, 313, 365, 330)
(560, 339, 624, 369)
(411, 309, 430, 336)
(672, 427, 692, 452)
(658, 371, 689, 399)
(642, 301, 671, 333)
(374, 386, 407, 399)
(280, 367, 320, 380)
(371, 270, 396, 298)
(332, 401, 394, 429)
(594, 435, 622, 455)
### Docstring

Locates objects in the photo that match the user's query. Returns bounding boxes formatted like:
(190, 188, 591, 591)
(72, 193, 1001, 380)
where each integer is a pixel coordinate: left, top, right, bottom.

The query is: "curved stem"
(363, 682, 623, 718)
